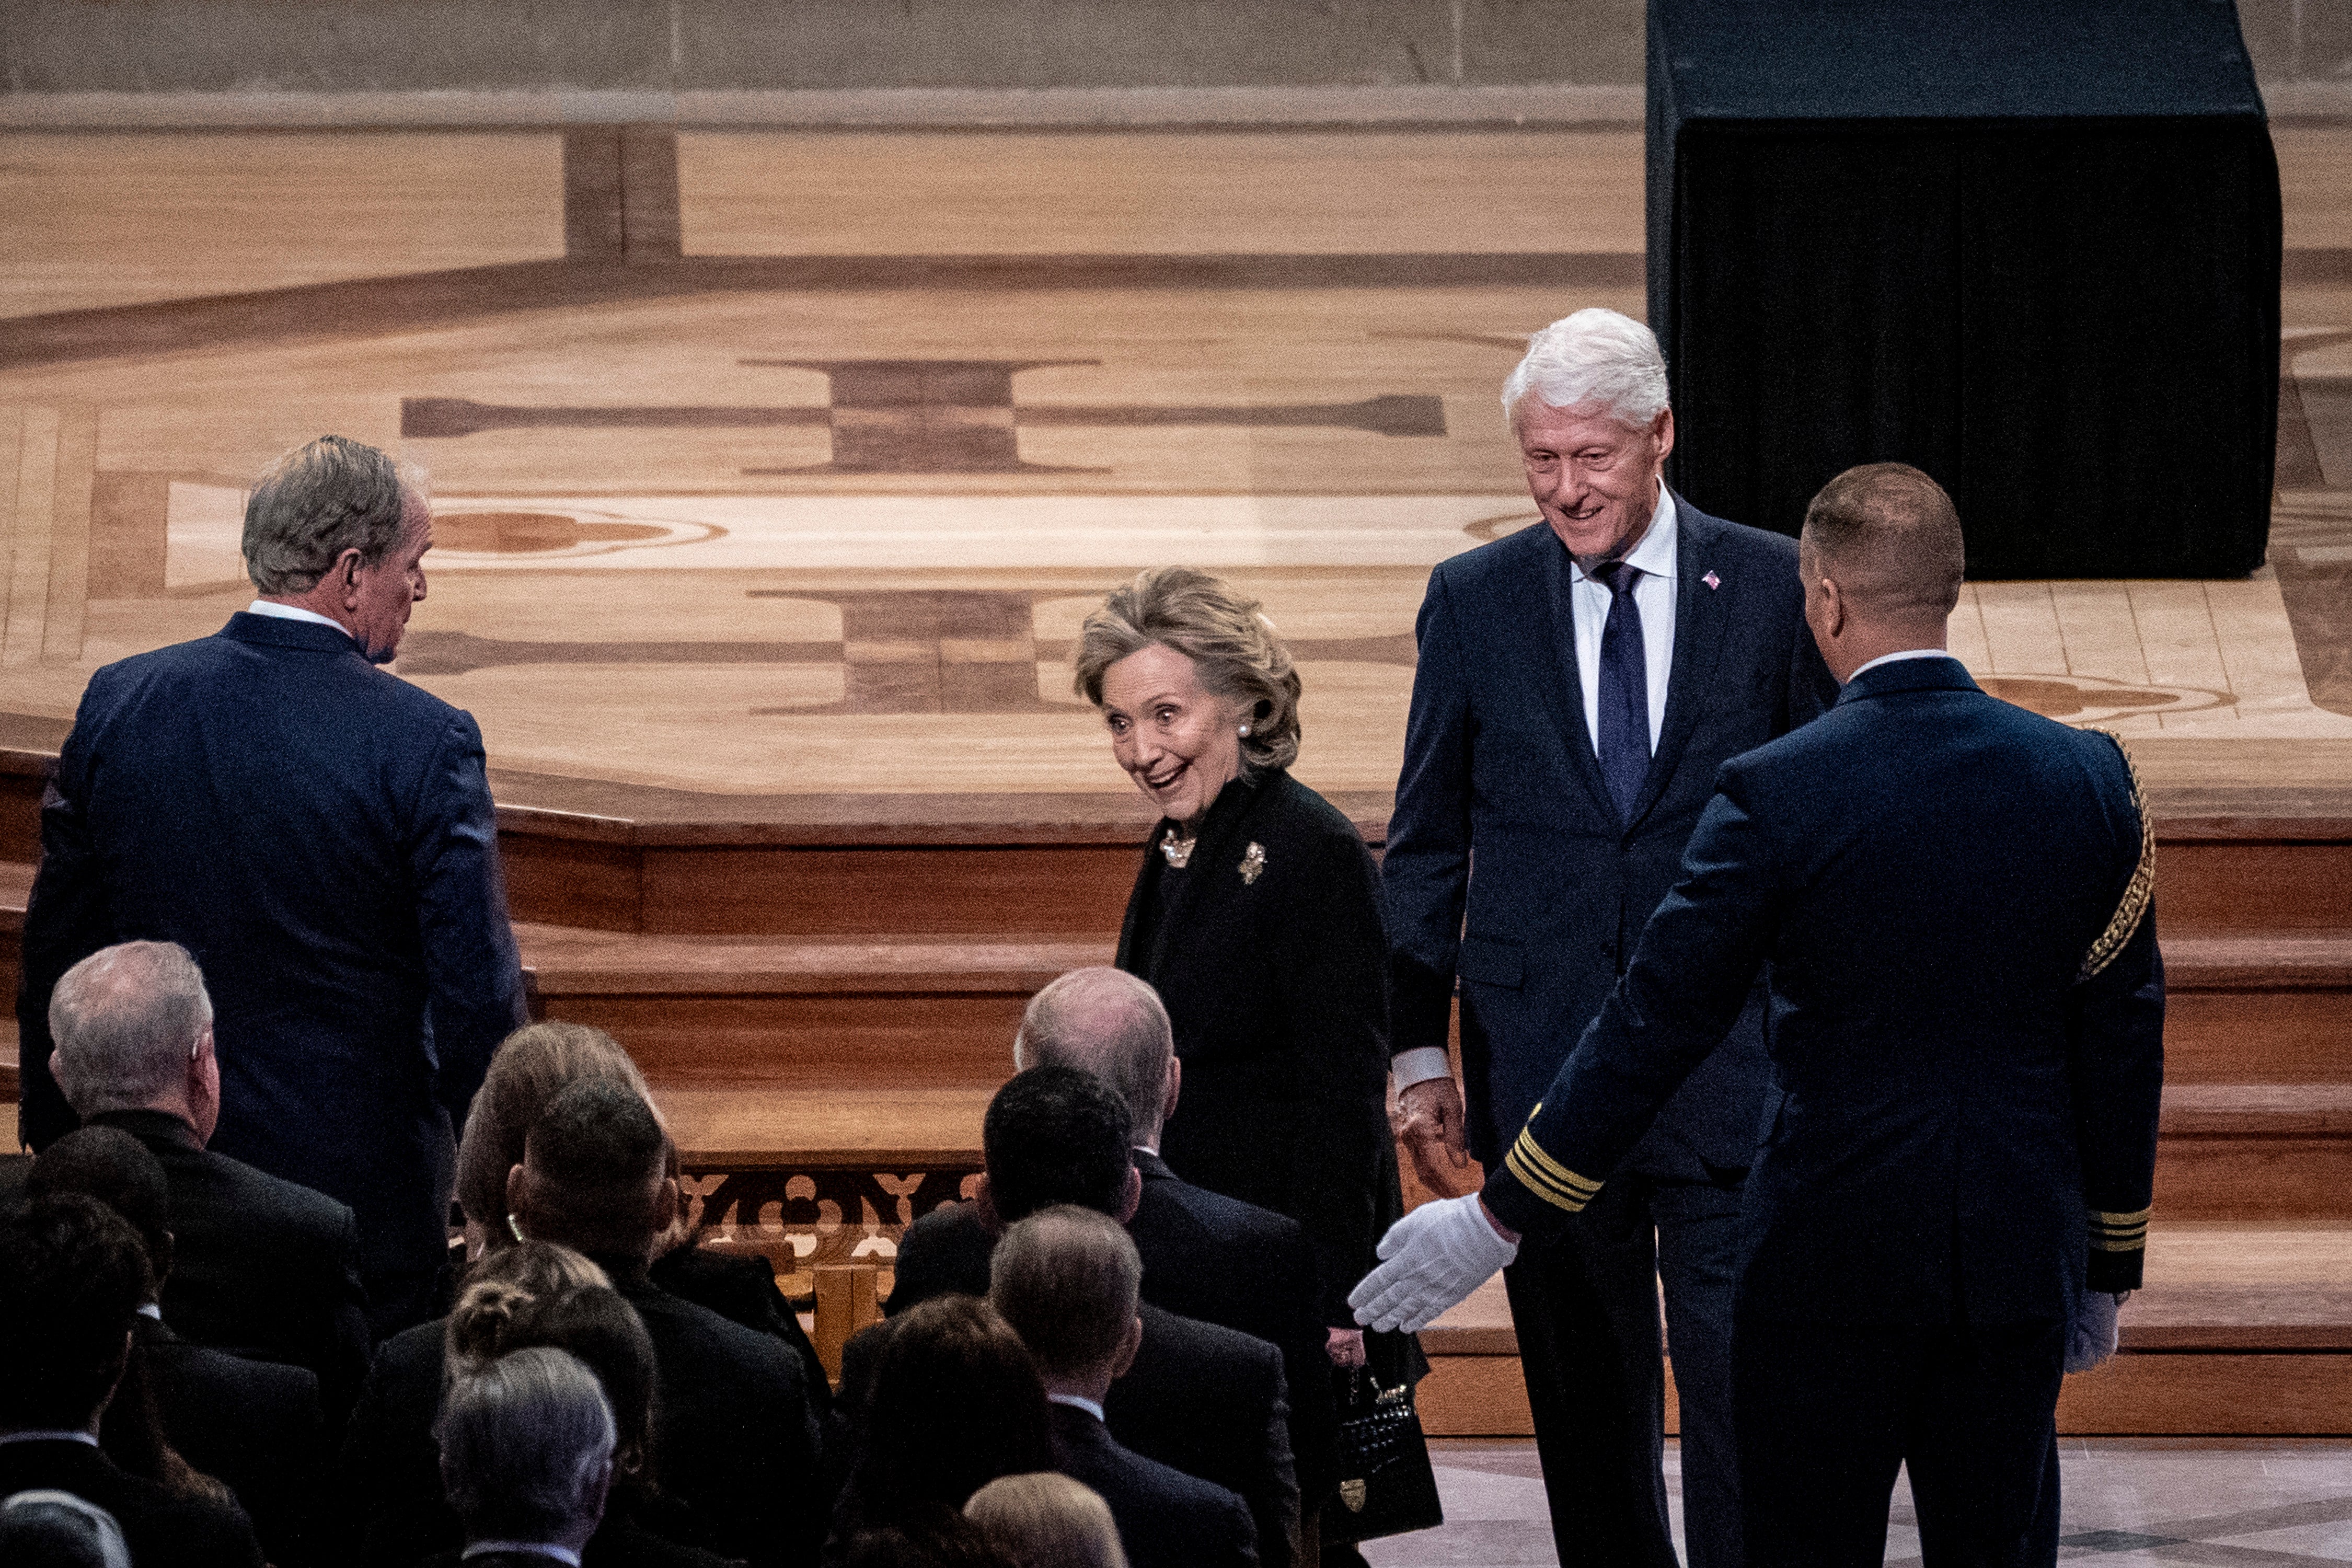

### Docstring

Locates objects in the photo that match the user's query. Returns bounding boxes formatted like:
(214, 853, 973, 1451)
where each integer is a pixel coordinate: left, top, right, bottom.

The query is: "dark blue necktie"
(1591, 560, 1648, 823)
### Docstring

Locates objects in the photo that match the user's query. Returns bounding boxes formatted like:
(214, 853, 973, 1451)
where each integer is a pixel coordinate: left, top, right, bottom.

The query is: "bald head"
(1798, 463, 1966, 681)
(49, 942, 217, 1137)
(1014, 970, 1173, 1144)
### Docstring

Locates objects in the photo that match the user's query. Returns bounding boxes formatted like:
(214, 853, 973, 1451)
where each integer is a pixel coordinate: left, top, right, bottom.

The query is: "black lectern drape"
(1647, 0, 2281, 578)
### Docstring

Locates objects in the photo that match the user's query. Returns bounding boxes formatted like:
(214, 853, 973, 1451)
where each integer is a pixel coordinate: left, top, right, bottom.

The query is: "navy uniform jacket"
(16, 613, 528, 1308)
(1482, 658, 2165, 1320)
(1384, 498, 1835, 1177)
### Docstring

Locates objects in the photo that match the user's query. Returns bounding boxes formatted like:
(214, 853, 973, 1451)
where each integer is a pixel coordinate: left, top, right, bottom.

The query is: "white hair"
(1013, 969, 1174, 1140)
(437, 1347, 615, 1542)
(1501, 308, 1671, 429)
(50, 942, 214, 1117)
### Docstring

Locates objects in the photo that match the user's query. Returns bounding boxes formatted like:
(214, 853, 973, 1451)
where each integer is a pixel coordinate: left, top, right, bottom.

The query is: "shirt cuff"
(1390, 1047, 1455, 1090)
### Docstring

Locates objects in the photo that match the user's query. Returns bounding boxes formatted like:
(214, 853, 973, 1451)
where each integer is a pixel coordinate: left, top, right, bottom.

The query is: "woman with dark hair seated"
(829, 1296, 1055, 1562)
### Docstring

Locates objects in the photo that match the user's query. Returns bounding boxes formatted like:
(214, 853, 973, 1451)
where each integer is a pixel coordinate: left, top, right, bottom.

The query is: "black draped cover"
(1646, 0, 2280, 578)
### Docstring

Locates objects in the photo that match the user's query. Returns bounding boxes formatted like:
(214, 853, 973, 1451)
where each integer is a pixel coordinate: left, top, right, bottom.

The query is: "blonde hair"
(1071, 567, 1302, 774)
(966, 1472, 1128, 1568)
(455, 1022, 652, 1228)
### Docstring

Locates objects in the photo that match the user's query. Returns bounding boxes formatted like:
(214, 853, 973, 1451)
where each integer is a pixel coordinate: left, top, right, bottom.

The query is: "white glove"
(1348, 1194, 1520, 1334)
(2065, 1288, 2123, 1374)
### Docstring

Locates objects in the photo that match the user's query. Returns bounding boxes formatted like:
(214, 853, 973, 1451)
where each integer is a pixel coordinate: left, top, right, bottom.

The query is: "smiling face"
(1098, 642, 1244, 830)
(1516, 399, 1674, 567)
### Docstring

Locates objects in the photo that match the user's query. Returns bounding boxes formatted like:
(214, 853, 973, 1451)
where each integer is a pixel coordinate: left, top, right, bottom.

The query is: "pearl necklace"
(1160, 828, 1197, 868)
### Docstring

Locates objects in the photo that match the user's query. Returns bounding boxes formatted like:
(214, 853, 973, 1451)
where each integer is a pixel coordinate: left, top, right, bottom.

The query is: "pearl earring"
(1239, 724, 1251, 736)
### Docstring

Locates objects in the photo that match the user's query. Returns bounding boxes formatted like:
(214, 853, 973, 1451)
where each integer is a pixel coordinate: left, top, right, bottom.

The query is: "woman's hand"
(1327, 1327, 1368, 1367)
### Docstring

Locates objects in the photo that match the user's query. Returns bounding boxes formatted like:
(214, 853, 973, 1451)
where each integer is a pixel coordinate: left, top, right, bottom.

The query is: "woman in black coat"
(1074, 568, 1407, 1383)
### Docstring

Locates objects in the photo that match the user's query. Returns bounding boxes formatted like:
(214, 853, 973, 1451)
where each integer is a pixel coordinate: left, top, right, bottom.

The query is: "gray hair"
(437, 1346, 616, 1543)
(49, 942, 213, 1118)
(1071, 567, 1302, 774)
(989, 1205, 1142, 1382)
(966, 1472, 1129, 1568)
(242, 435, 420, 595)
(1014, 970, 1174, 1142)
(1501, 308, 1671, 429)
(0, 1491, 134, 1568)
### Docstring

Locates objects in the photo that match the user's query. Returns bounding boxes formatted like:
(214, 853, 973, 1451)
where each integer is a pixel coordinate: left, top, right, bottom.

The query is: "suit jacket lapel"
(1627, 496, 1730, 829)
(1535, 531, 1622, 825)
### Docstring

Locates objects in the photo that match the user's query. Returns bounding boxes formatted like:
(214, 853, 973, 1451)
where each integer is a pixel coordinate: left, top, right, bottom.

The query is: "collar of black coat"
(1156, 769, 1264, 847)
(87, 1106, 204, 1151)
(1833, 652, 1978, 707)
(1131, 1148, 1175, 1182)
(220, 610, 364, 655)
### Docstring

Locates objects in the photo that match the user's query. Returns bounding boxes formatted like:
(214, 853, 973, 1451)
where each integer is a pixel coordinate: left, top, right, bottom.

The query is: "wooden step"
(2155, 1083, 2352, 1220)
(1417, 1224, 2352, 1438)
(2162, 930, 2352, 1083)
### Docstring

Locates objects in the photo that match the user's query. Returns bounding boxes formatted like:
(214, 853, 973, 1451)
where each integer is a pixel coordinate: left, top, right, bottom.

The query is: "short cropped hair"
(521, 1079, 670, 1255)
(982, 1066, 1133, 1225)
(966, 1472, 1127, 1568)
(49, 942, 212, 1119)
(1013, 970, 1174, 1140)
(1501, 308, 1670, 429)
(1800, 462, 1967, 620)
(438, 1346, 616, 1542)
(0, 1194, 152, 1429)
(242, 435, 415, 595)
(1072, 567, 1302, 775)
(457, 1022, 651, 1228)
(27, 1127, 174, 1286)
(990, 1207, 1142, 1382)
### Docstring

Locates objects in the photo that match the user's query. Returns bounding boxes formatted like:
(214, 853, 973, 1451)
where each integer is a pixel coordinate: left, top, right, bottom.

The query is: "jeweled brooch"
(1239, 842, 1267, 884)
(1160, 830, 1196, 868)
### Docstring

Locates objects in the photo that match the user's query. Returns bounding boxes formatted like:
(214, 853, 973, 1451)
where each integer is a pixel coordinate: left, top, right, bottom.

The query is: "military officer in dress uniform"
(1353, 463, 2165, 1568)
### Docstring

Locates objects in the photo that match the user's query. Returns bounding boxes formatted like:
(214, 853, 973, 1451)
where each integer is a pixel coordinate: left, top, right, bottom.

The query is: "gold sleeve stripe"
(1505, 1145, 1598, 1213)
(2089, 1205, 2150, 1250)
(2082, 731, 2155, 981)
(1509, 1129, 1602, 1200)
(2090, 1233, 2149, 1252)
(2091, 1207, 2152, 1227)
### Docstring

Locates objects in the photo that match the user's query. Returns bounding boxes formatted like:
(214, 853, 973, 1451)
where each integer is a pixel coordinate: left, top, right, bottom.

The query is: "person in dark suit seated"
(33, 941, 371, 1427)
(884, 1066, 1298, 1567)
(26, 1126, 329, 1567)
(16, 434, 530, 1335)
(830, 1294, 1057, 1559)
(1013, 968, 1334, 1526)
(429, 1346, 618, 1568)
(1383, 308, 1839, 1568)
(964, 1472, 1127, 1568)
(1357, 464, 2166, 1567)
(355, 1080, 828, 1567)
(991, 1206, 1257, 1568)
(0, 1193, 264, 1568)
(452, 1020, 827, 1405)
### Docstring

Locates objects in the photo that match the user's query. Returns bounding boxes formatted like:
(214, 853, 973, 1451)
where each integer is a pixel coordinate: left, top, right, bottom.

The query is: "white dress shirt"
(1046, 1392, 1106, 1422)
(1565, 482, 1677, 756)
(462, 1543, 582, 1566)
(1848, 648, 1961, 681)
(246, 599, 348, 632)
(1392, 483, 1682, 1094)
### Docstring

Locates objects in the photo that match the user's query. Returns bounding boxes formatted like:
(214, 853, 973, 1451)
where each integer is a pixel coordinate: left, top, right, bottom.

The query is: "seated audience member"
(965, 1473, 1128, 1568)
(0, 1491, 134, 1568)
(28, 1128, 328, 1566)
(834, 1294, 1054, 1555)
(508, 1078, 828, 1566)
(456, 1021, 828, 1402)
(991, 1208, 1254, 1568)
(351, 1239, 782, 1567)
(37, 941, 369, 1424)
(839, 1518, 1018, 1568)
(885, 1066, 1298, 1568)
(432, 1347, 615, 1568)
(0, 1194, 264, 1568)
(1013, 970, 1334, 1510)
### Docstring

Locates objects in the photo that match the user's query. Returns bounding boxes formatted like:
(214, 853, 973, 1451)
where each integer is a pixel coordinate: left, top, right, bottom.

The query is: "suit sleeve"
(312, 1204, 375, 1429)
(2068, 740, 2165, 1293)
(17, 685, 114, 1150)
(1272, 826, 1393, 1326)
(407, 713, 528, 1137)
(1381, 570, 1475, 1060)
(1483, 770, 1783, 1238)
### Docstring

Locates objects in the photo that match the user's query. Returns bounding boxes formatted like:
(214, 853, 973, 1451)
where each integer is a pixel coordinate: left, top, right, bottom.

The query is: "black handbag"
(1324, 1367, 1445, 1542)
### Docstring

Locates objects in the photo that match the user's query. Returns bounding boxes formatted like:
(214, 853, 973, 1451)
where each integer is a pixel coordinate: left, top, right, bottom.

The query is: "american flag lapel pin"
(1703, 570, 1721, 591)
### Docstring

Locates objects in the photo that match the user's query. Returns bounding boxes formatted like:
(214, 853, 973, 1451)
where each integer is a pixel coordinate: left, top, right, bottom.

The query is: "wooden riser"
(2164, 990, 2352, 1082)
(546, 995, 1028, 1087)
(2156, 1137, 2352, 1221)
(1417, 1353, 2352, 1438)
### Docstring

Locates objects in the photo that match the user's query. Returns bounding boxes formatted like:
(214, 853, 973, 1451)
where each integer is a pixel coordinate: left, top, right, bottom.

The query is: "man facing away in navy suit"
(1382, 308, 1834, 1567)
(1357, 464, 2164, 1567)
(17, 434, 528, 1334)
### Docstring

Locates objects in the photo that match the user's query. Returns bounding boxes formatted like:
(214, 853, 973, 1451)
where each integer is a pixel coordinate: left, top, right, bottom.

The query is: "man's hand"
(1348, 1193, 1519, 1334)
(1399, 1078, 1471, 1166)
(1327, 1327, 1367, 1367)
(2066, 1288, 2125, 1374)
